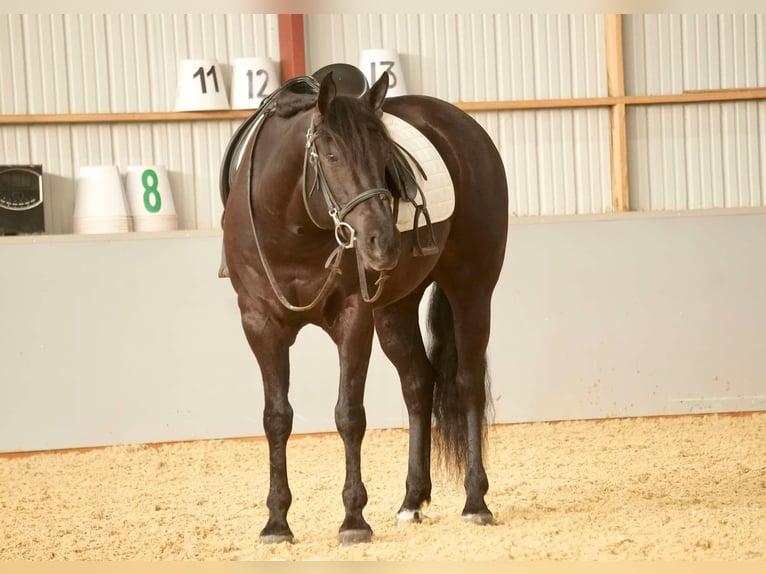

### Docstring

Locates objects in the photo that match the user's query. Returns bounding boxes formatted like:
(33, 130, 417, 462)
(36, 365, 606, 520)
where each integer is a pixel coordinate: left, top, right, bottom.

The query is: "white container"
(231, 57, 280, 109)
(359, 49, 408, 97)
(72, 166, 130, 234)
(174, 58, 230, 112)
(124, 165, 178, 232)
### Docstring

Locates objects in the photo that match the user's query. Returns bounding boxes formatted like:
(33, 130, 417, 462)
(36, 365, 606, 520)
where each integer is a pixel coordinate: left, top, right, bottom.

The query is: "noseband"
(246, 111, 395, 312)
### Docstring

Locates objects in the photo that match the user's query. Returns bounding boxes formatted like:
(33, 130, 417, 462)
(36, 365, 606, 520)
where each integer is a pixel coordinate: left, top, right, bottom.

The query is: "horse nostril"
(368, 233, 391, 254)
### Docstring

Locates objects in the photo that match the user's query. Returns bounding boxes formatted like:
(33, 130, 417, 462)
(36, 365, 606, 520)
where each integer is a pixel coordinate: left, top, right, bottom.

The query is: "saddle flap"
(386, 144, 425, 202)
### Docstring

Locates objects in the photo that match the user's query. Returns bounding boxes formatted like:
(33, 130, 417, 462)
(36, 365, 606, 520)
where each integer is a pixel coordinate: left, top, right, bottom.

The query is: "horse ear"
(365, 72, 389, 114)
(317, 72, 337, 116)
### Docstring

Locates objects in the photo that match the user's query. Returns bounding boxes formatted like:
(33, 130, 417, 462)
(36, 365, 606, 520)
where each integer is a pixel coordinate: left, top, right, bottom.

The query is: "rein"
(246, 103, 393, 312)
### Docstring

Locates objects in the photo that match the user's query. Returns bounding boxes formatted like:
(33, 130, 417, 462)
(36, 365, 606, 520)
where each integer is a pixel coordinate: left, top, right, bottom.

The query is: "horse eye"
(326, 153, 338, 163)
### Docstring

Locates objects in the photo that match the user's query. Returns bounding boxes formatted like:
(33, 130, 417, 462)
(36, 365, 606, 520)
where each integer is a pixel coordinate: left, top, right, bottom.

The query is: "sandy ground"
(1, 413, 765, 560)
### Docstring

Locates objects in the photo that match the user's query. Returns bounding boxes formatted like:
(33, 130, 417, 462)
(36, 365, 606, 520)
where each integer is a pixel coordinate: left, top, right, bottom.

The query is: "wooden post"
(278, 14, 306, 82)
(605, 14, 630, 212)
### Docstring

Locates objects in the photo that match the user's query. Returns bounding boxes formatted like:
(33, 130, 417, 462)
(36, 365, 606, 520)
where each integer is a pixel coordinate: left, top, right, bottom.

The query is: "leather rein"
(246, 103, 394, 312)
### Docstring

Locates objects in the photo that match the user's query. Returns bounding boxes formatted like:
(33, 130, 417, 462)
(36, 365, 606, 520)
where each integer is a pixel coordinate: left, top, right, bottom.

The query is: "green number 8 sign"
(141, 169, 162, 213)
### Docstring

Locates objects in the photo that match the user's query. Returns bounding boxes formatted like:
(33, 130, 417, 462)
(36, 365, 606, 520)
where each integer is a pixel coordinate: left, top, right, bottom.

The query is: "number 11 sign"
(174, 59, 230, 111)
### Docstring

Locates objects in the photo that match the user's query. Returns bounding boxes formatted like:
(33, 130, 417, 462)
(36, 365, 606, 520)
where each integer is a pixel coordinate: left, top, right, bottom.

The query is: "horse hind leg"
(373, 283, 434, 525)
(428, 284, 494, 525)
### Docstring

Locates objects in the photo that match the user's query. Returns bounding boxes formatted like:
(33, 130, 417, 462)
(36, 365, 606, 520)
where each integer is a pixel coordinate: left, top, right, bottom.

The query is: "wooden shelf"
(0, 110, 255, 126)
(455, 87, 766, 112)
(0, 229, 222, 245)
(1, 87, 764, 126)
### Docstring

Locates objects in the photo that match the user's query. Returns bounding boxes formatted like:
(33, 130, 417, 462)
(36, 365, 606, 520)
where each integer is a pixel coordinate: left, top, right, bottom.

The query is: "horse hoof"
(462, 512, 494, 525)
(338, 529, 372, 546)
(259, 533, 294, 544)
(395, 509, 424, 525)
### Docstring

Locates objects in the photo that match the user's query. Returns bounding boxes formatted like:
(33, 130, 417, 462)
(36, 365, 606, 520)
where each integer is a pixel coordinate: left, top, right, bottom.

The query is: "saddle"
(218, 65, 439, 278)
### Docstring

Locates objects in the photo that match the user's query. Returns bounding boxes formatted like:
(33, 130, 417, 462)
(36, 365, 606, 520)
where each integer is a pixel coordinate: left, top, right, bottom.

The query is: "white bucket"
(231, 57, 280, 110)
(124, 166, 178, 232)
(174, 58, 230, 112)
(72, 165, 130, 234)
(359, 49, 408, 97)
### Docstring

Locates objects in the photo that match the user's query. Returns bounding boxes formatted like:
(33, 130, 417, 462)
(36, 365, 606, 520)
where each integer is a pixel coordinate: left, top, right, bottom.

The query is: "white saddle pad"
(381, 112, 455, 231)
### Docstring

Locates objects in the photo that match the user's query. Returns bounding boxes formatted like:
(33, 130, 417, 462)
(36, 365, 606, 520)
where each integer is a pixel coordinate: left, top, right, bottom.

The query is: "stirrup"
(411, 205, 439, 257)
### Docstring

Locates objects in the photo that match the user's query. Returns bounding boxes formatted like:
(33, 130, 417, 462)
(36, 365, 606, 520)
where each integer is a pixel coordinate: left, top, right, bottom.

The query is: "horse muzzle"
(361, 226, 401, 272)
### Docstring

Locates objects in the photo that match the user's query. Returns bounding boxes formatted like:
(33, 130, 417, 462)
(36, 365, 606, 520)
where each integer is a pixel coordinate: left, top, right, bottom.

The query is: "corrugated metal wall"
(306, 14, 613, 216)
(4, 14, 765, 228)
(624, 15, 766, 210)
(0, 14, 279, 233)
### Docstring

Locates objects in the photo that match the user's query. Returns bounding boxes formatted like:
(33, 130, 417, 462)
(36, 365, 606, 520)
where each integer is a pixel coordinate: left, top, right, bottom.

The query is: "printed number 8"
(142, 169, 162, 213)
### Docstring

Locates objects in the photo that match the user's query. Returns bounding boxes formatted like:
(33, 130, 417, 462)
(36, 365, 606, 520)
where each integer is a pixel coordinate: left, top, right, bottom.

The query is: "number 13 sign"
(360, 49, 408, 97)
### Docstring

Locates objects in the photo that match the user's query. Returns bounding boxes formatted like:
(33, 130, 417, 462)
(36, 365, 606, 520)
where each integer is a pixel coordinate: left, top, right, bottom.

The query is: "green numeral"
(141, 169, 162, 213)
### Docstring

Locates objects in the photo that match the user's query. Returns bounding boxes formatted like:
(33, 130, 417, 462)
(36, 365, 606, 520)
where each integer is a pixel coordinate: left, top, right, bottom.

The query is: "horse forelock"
(318, 96, 392, 164)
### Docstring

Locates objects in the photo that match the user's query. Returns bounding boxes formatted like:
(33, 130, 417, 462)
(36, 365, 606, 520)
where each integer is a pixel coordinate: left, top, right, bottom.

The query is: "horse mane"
(276, 92, 317, 118)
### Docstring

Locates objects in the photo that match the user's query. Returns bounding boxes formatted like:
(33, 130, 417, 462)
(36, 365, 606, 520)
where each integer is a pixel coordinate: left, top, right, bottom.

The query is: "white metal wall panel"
(0, 14, 280, 114)
(472, 109, 611, 216)
(624, 14, 766, 95)
(628, 102, 766, 211)
(0, 15, 278, 233)
(305, 14, 611, 216)
(625, 14, 766, 211)
(306, 14, 607, 101)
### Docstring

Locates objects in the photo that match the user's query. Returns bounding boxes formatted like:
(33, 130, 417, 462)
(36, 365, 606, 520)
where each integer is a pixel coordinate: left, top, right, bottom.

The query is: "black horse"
(221, 70, 508, 545)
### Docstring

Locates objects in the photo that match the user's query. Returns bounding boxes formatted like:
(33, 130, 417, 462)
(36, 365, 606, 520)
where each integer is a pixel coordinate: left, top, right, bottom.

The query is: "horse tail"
(427, 284, 493, 476)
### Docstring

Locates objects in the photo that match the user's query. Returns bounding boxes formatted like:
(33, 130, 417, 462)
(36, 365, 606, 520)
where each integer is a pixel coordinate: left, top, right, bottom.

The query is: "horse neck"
(255, 109, 316, 227)
(252, 109, 333, 256)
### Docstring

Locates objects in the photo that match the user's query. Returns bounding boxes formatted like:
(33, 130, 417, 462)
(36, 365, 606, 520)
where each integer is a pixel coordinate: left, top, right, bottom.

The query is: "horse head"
(310, 71, 401, 273)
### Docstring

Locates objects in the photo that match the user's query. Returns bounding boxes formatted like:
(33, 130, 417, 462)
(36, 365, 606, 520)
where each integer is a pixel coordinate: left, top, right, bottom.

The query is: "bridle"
(246, 107, 395, 312)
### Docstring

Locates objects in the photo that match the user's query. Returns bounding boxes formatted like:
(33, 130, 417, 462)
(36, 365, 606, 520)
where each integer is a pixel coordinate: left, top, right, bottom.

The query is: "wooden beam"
(278, 14, 306, 81)
(624, 88, 766, 105)
(609, 104, 630, 212)
(2, 88, 765, 126)
(605, 14, 630, 212)
(455, 97, 616, 111)
(605, 14, 626, 99)
(0, 110, 255, 126)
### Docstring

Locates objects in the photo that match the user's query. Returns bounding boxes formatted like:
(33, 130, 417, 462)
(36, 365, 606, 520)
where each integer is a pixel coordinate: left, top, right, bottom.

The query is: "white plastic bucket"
(72, 165, 130, 234)
(124, 165, 178, 232)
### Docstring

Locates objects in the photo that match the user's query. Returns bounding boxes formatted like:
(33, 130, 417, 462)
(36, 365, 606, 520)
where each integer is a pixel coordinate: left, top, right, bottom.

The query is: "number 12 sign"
(231, 57, 280, 110)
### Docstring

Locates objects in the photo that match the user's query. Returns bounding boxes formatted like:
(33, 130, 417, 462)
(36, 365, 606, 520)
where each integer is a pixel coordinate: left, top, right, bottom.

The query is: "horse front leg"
(240, 305, 298, 544)
(328, 300, 376, 545)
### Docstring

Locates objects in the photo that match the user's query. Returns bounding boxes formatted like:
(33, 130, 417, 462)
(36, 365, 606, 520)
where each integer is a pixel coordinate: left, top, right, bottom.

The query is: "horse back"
(382, 95, 509, 253)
